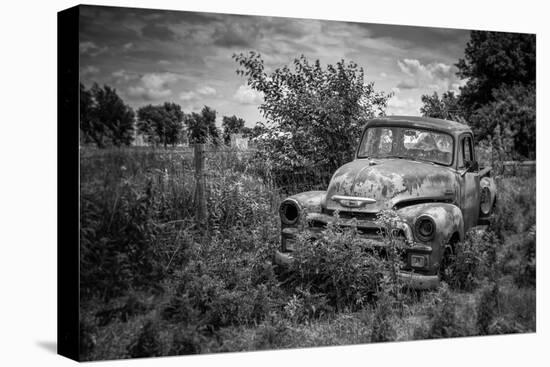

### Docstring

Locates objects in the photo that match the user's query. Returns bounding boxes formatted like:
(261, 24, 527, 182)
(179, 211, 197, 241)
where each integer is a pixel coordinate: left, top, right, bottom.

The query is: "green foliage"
(233, 52, 391, 176)
(420, 91, 462, 121)
(370, 292, 397, 342)
(185, 106, 220, 144)
(491, 177, 536, 236)
(128, 320, 162, 358)
(170, 329, 202, 355)
(414, 284, 469, 339)
(288, 224, 386, 312)
(476, 282, 500, 334)
(79, 318, 97, 359)
(476, 282, 535, 335)
(471, 83, 535, 159)
(80, 177, 164, 300)
(222, 115, 246, 144)
(79, 149, 536, 360)
(283, 288, 333, 323)
(254, 313, 294, 350)
(444, 230, 499, 291)
(137, 103, 185, 147)
(456, 31, 535, 113)
(80, 83, 135, 147)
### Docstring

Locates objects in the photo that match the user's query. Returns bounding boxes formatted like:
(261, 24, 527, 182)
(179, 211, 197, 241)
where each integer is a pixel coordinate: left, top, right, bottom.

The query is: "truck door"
(457, 133, 480, 231)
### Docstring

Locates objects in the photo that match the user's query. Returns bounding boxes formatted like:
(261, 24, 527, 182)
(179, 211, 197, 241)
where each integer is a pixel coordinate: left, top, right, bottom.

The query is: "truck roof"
(366, 115, 472, 134)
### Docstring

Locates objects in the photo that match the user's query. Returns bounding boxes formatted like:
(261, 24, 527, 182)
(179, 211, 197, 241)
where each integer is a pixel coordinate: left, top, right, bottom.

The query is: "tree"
(456, 31, 535, 117)
(137, 102, 184, 147)
(222, 115, 246, 144)
(233, 52, 391, 172)
(80, 83, 135, 147)
(184, 106, 220, 144)
(420, 91, 461, 120)
(80, 83, 102, 146)
(470, 83, 535, 159)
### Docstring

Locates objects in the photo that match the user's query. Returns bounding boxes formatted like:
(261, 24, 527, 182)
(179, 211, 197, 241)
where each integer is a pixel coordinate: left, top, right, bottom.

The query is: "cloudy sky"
(79, 5, 471, 127)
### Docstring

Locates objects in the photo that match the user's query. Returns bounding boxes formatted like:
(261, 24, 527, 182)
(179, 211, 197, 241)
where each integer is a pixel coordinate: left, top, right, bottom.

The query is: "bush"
(444, 230, 499, 291)
(476, 283, 500, 334)
(95, 294, 149, 326)
(288, 224, 387, 311)
(283, 288, 333, 323)
(170, 328, 202, 355)
(414, 284, 468, 339)
(128, 320, 163, 358)
(370, 292, 397, 342)
(491, 177, 536, 236)
(476, 282, 535, 335)
(514, 226, 536, 287)
(80, 179, 164, 300)
(254, 313, 294, 350)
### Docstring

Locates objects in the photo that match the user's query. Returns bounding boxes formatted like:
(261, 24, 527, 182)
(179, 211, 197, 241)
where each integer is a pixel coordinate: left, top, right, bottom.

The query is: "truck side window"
(458, 135, 474, 168)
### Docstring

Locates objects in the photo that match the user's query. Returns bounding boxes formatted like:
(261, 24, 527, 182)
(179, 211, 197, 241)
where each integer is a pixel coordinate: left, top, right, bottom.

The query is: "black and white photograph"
(69, 3, 536, 362)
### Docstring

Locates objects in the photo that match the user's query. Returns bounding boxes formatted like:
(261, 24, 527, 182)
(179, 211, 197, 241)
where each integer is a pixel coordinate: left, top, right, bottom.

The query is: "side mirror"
(461, 160, 479, 176)
(468, 160, 479, 171)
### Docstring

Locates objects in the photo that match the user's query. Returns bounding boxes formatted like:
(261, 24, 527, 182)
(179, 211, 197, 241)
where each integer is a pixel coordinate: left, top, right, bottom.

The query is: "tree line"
(420, 31, 535, 160)
(79, 83, 259, 148)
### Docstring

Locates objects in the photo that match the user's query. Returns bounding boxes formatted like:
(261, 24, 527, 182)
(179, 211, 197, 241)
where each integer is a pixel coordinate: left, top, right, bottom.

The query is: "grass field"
(78, 147, 536, 361)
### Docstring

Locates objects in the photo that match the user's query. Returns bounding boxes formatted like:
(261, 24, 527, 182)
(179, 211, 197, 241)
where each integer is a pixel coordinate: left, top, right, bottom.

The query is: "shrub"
(288, 224, 386, 311)
(170, 328, 202, 355)
(370, 292, 397, 342)
(491, 177, 536, 236)
(128, 320, 162, 358)
(476, 282, 500, 334)
(254, 313, 294, 350)
(475, 282, 536, 335)
(80, 179, 164, 300)
(514, 225, 536, 288)
(95, 294, 149, 326)
(444, 230, 499, 291)
(79, 318, 97, 360)
(414, 284, 467, 339)
(283, 288, 333, 323)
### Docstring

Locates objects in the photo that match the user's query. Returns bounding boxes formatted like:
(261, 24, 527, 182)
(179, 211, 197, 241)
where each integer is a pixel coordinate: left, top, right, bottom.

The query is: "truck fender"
(397, 203, 464, 271)
(280, 191, 326, 226)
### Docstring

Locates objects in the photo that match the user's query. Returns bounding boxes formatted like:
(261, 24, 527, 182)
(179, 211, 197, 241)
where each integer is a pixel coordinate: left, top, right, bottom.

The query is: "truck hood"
(325, 158, 458, 213)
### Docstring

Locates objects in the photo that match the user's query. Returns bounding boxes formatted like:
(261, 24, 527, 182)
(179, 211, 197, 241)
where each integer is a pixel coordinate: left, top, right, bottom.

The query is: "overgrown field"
(79, 147, 536, 361)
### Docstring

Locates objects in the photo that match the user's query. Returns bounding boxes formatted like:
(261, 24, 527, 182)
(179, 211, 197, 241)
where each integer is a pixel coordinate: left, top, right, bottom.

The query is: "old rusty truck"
(274, 116, 497, 289)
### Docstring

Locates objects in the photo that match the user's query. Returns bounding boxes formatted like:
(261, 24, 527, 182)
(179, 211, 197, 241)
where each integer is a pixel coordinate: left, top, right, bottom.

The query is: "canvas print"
(72, 4, 535, 361)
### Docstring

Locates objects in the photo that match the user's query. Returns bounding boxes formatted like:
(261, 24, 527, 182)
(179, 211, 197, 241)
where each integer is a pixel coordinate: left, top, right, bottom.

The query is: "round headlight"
(415, 215, 435, 241)
(280, 200, 300, 225)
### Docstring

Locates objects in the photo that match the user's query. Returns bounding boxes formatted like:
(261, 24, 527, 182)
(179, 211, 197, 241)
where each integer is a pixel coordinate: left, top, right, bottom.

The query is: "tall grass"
(79, 147, 536, 360)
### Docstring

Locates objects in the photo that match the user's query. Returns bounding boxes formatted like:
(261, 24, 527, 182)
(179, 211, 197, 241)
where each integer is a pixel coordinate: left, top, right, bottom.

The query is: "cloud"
(233, 85, 263, 105)
(141, 23, 177, 41)
(178, 85, 217, 102)
(212, 21, 259, 48)
(127, 72, 180, 101)
(112, 69, 138, 82)
(395, 58, 464, 92)
(81, 65, 99, 76)
(197, 86, 216, 95)
(352, 23, 469, 51)
(179, 91, 197, 101)
(386, 95, 420, 116)
(79, 41, 108, 57)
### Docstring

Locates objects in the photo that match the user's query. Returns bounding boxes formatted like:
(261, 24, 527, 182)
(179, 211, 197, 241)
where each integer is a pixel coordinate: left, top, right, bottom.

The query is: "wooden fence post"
(194, 144, 207, 230)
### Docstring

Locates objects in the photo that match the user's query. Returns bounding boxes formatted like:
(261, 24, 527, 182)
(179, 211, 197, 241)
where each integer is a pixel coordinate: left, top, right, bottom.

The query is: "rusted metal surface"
(277, 116, 498, 289)
(326, 158, 459, 213)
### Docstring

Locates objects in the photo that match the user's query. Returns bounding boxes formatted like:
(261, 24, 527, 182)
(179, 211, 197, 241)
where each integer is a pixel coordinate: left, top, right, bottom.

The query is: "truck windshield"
(357, 126, 454, 166)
